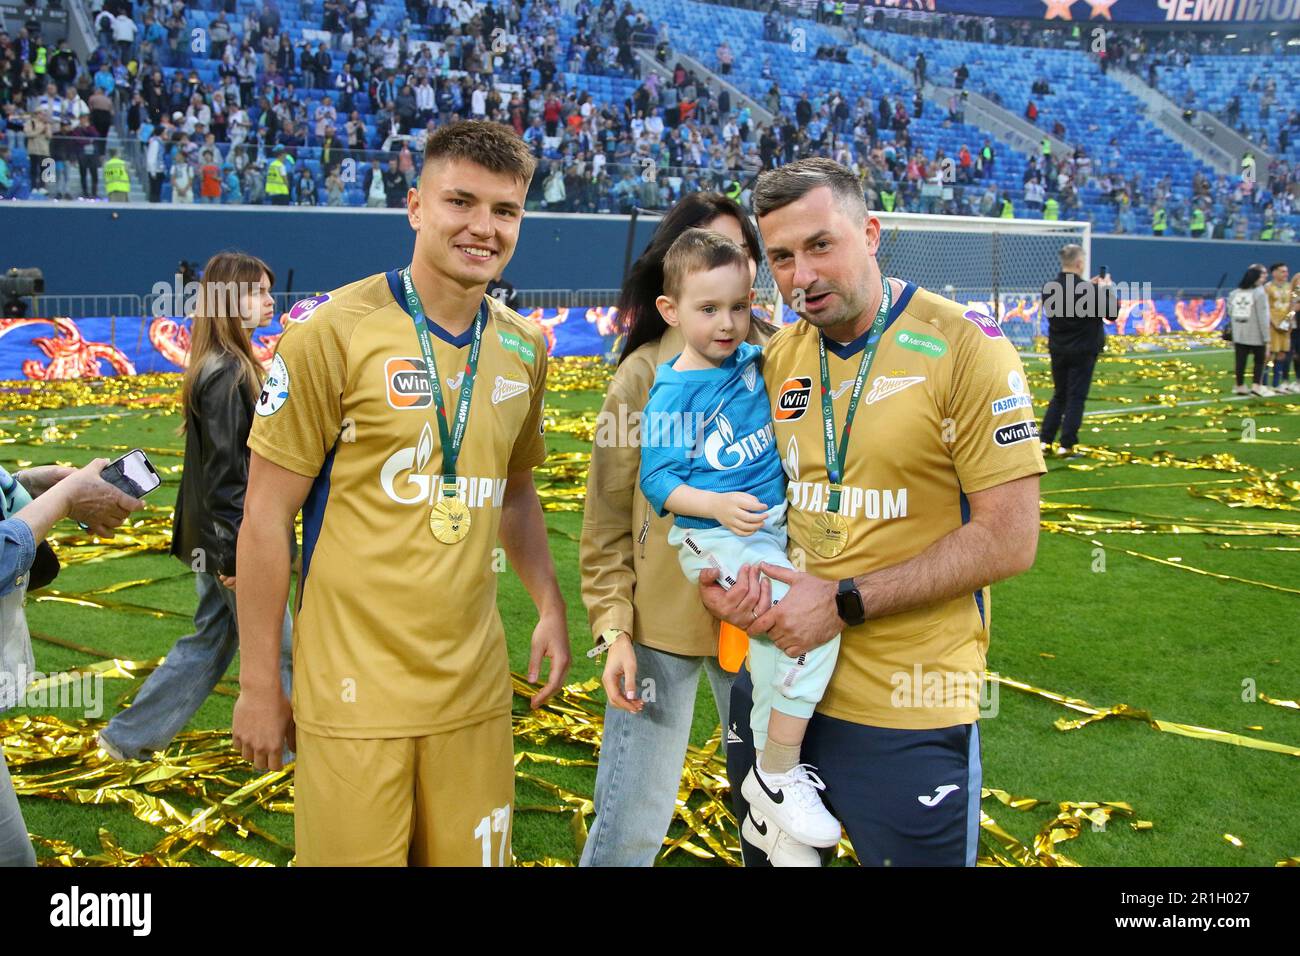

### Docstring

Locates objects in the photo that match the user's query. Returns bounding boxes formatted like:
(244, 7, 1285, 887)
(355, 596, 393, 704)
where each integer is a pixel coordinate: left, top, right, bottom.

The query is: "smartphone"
(101, 449, 161, 500)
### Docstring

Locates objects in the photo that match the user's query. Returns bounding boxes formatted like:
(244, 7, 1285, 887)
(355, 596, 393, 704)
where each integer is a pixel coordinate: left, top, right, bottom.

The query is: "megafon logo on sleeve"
(775, 376, 812, 420)
(386, 357, 432, 409)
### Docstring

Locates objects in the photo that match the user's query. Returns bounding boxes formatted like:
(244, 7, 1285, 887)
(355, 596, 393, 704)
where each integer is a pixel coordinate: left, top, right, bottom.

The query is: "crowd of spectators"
(0, 0, 1295, 237)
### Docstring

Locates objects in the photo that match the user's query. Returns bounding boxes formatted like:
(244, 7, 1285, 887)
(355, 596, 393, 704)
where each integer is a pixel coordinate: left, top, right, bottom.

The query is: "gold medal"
(809, 509, 849, 559)
(429, 495, 472, 544)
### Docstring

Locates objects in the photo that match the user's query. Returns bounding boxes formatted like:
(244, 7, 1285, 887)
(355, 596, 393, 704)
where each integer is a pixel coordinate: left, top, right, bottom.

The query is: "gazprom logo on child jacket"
(701, 413, 775, 471)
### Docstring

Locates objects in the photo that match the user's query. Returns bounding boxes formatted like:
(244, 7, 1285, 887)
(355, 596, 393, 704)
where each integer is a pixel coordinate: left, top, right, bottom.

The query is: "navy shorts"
(728, 669, 983, 867)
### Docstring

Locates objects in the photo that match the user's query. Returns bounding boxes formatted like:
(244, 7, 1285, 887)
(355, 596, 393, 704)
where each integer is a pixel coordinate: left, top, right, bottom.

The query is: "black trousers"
(1040, 348, 1099, 449)
(1234, 343, 1266, 386)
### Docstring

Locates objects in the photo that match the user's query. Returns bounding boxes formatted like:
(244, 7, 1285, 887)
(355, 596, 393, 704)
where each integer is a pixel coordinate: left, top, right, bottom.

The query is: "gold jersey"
(761, 282, 1046, 729)
(248, 270, 548, 738)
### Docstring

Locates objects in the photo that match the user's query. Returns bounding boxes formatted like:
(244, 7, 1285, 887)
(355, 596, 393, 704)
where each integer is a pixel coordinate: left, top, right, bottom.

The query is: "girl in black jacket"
(98, 252, 294, 762)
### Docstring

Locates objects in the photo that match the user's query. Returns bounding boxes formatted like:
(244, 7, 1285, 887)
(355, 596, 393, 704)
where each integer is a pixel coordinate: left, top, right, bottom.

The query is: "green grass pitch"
(4, 344, 1298, 866)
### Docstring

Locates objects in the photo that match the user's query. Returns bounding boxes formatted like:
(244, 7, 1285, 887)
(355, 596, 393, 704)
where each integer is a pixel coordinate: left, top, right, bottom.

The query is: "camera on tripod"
(1, 268, 45, 318)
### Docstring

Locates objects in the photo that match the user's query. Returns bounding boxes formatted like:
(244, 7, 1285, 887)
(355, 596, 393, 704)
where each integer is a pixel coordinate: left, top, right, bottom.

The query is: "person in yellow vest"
(33, 44, 47, 80)
(999, 193, 1014, 218)
(1189, 205, 1206, 238)
(104, 150, 130, 202)
(1041, 137, 1051, 159)
(265, 149, 291, 205)
(833, 0, 844, 24)
(1152, 204, 1167, 236)
(1043, 196, 1059, 220)
(879, 186, 896, 212)
(726, 178, 742, 202)
(1259, 220, 1275, 242)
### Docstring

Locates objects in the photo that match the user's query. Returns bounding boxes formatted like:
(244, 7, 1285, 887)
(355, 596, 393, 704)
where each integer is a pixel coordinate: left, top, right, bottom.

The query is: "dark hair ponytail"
(1237, 265, 1265, 290)
(615, 192, 777, 366)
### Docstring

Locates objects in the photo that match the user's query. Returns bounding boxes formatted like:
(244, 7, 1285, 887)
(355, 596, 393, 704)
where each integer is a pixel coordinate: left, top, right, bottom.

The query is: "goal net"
(753, 212, 1091, 350)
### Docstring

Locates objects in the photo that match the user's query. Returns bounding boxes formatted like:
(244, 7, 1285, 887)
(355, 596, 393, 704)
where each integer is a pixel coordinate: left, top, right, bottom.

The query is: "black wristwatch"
(835, 578, 866, 627)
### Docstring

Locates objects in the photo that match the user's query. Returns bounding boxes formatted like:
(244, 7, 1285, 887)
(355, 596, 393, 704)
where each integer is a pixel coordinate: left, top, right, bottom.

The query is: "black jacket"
(170, 354, 254, 576)
(1042, 271, 1119, 354)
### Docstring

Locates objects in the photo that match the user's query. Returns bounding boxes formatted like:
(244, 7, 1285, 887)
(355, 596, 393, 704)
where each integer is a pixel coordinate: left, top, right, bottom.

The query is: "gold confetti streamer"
(989, 674, 1300, 757)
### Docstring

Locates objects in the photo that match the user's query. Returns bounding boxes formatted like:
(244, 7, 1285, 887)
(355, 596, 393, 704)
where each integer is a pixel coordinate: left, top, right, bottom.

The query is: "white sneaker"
(96, 731, 128, 762)
(1232, 384, 1249, 395)
(742, 809, 822, 867)
(1251, 383, 1276, 397)
(1283, 381, 1300, 394)
(742, 763, 842, 848)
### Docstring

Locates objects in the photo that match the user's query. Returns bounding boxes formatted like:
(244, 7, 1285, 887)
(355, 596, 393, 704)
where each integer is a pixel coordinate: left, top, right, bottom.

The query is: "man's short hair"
(1059, 243, 1085, 266)
(1269, 261, 1287, 272)
(422, 119, 537, 188)
(661, 228, 750, 300)
(753, 157, 868, 221)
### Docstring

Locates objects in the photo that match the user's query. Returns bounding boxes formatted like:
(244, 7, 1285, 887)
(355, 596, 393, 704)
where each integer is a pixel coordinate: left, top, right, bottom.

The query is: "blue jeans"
(580, 642, 733, 867)
(0, 743, 35, 866)
(100, 572, 293, 760)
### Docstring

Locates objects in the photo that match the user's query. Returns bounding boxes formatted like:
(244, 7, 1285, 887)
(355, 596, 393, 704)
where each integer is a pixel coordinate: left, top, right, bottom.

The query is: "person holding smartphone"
(2, 461, 144, 865)
(97, 252, 294, 763)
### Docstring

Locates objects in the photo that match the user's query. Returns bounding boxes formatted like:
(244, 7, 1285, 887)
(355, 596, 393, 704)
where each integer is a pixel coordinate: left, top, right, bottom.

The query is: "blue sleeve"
(0, 516, 36, 597)
(638, 383, 693, 518)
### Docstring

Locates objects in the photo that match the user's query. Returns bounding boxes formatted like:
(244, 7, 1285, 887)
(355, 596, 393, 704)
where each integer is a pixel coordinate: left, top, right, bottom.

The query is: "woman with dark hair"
(1227, 263, 1273, 397)
(580, 193, 780, 866)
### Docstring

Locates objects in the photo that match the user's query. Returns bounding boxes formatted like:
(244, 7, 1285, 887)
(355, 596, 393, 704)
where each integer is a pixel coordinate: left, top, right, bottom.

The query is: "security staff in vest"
(1043, 195, 1059, 220)
(999, 192, 1014, 218)
(879, 185, 896, 212)
(1152, 203, 1167, 236)
(1189, 203, 1206, 239)
(1039, 244, 1118, 458)
(104, 149, 130, 203)
(265, 149, 292, 205)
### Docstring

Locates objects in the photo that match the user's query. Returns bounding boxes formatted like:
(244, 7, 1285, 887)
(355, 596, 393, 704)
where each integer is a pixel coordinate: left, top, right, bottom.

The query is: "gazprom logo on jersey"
(380, 423, 506, 507)
(701, 412, 775, 471)
(787, 481, 908, 520)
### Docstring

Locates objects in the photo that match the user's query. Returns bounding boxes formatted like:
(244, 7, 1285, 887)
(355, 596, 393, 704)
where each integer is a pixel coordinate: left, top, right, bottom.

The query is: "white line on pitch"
(1019, 348, 1235, 360)
(0, 407, 159, 426)
(1082, 394, 1284, 416)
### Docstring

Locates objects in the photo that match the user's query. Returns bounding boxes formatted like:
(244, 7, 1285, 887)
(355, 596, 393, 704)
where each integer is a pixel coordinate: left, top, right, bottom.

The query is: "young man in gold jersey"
(232, 121, 570, 866)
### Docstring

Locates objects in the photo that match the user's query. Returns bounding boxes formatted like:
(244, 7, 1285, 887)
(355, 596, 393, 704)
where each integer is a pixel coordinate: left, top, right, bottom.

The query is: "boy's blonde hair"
(661, 228, 751, 300)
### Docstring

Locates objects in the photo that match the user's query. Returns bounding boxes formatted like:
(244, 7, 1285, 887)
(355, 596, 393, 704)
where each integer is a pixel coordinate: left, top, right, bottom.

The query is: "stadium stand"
(0, 0, 1296, 242)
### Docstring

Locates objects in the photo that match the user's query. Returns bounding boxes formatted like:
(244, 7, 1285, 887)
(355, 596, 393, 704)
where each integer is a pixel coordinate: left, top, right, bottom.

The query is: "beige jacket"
(581, 322, 772, 657)
(23, 115, 51, 156)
